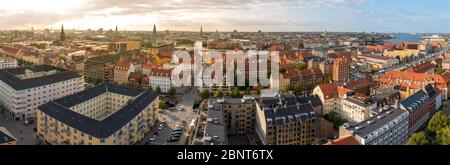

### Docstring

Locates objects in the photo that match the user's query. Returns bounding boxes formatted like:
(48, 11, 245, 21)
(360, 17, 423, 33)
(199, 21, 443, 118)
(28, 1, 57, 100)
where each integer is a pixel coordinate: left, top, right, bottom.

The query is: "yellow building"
(113, 62, 135, 85)
(0, 127, 16, 145)
(126, 41, 142, 51)
(37, 83, 159, 145)
(383, 49, 420, 61)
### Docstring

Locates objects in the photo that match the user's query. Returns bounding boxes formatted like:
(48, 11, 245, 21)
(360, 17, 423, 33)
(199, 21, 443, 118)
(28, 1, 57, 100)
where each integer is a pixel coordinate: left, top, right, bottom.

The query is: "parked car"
(167, 137, 179, 142)
(158, 124, 164, 130)
(149, 134, 157, 141)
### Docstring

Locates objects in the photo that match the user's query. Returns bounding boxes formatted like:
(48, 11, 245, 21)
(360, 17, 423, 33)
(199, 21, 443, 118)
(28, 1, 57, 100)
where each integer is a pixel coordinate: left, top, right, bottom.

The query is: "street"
(0, 108, 38, 145)
(144, 88, 200, 145)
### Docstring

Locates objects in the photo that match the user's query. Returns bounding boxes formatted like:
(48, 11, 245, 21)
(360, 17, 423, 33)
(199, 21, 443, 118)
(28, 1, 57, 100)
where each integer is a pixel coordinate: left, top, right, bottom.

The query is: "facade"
(340, 97, 374, 123)
(37, 83, 159, 145)
(339, 107, 409, 145)
(255, 94, 318, 145)
(383, 49, 420, 61)
(113, 62, 136, 85)
(217, 97, 256, 135)
(332, 58, 351, 83)
(358, 54, 399, 69)
(0, 56, 18, 69)
(149, 68, 172, 93)
(84, 55, 118, 83)
(377, 70, 450, 100)
(400, 89, 435, 133)
(406, 62, 436, 74)
(0, 127, 17, 145)
(0, 65, 84, 120)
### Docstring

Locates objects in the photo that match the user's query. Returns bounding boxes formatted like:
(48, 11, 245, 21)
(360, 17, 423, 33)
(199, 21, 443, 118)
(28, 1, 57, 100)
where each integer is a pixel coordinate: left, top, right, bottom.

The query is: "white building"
(0, 56, 18, 69)
(339, 107, 409, 145)
(0, 65, 84, 120)
(149, 68, 172, 93)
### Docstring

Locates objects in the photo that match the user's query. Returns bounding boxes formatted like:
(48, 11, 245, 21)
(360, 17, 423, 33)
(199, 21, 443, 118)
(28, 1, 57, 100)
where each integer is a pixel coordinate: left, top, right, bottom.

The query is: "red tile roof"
(150, 68, 172, 77)
(325, 136, 360, 145)
(406, 62, 436, 73)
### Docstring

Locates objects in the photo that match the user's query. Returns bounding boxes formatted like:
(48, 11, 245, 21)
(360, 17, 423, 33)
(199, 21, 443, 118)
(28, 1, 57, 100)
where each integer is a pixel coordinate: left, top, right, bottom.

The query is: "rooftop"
(0, 127, 16, 144)
(343, 107, 407, 137)
(400, 90, 430, 113)
(0, 65, 81, 91)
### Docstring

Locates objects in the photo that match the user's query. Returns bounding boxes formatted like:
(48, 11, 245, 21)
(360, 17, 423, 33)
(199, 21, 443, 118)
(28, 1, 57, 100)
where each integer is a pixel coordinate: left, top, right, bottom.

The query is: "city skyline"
(1, 0, 450, 33)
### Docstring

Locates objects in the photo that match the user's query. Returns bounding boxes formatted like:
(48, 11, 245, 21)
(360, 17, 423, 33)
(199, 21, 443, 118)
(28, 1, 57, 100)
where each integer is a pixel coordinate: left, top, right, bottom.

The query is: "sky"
(0, 0, 449, 33)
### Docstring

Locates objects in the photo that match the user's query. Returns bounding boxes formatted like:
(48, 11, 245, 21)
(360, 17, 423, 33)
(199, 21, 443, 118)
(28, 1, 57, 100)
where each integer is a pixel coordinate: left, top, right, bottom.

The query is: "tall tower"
(115, 25, 118, 33)
(200, 26, 203, 37)
(152, 24, 157, 35)
(60, 24, 65, 42)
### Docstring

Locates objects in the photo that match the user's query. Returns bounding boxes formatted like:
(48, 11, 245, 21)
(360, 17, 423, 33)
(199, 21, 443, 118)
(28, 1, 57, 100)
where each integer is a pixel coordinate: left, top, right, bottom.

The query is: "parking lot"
(0, 108, 38, 145)
(143, 88, 200, 145)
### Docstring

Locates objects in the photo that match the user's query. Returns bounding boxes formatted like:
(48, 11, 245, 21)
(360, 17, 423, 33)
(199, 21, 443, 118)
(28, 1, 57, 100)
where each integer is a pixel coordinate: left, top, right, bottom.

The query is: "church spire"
(60, 24, 65, 41)
(200, 26, 203, 36)
(153, 24, 157, 34)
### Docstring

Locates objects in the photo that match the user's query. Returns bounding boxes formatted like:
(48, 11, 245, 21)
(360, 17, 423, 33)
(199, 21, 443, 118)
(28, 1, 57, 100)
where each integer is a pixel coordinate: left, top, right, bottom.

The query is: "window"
(100, 138, 105, 143)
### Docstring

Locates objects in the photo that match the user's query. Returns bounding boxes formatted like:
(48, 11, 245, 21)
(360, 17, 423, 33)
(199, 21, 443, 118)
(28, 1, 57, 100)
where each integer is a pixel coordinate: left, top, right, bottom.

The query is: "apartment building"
(400, 89, 435, 133)
(332, 58, 351, 83)
(339, 107, 409, 145)
(37, 83, 159, 145)
(340, 97, 374, 123)
(0, 56, 18, 69)
(84, 55, 118, 83)
(0, 65, 84, 120)
(313, 83, 375, 123)
(113, 62, 136, 85)
(149, 68, 172, 93)
(255, 94, 318, 145)
(217, 97, 256, 135)
(377, 70, 450, 100)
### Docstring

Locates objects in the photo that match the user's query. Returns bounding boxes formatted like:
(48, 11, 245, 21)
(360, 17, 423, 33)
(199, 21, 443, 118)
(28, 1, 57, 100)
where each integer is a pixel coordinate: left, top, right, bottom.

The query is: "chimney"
(394, 99, 399, 109)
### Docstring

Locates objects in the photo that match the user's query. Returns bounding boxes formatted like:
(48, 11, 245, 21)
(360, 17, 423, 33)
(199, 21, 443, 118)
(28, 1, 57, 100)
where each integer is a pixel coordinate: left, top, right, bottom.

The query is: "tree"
(147, 85, 153, 92)
(231, 87, 240, 98)
(294, 63, 307, 71)
(428, 111, 449, 134)
(215, 90, 223, 98)
(244, 87, 251, 95)
(293, 83, 302, 93)
(201, 90, 210, 99)
(284, 84, 292, 92)
(324, 112, 348, 128)
(256, 88, 261, 95)
(306, 82, 314, 91)
(158, 100, 165, 109)
(155, 86, 161, 94)
(407, 132, 430, 145)
(279, 68, 287, 74)
(436, 126, 450, 145)
(168, 86, 176, 97)
(316, 79, 323, 85)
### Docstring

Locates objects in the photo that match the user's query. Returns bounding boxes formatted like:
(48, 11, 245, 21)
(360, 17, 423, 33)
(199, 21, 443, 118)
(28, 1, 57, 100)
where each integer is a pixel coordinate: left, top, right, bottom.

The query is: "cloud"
(0, 0, 448, 33)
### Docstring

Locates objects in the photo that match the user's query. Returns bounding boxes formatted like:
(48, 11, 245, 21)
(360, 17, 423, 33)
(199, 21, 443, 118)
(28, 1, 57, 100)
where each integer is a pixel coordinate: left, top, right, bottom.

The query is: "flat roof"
(0, 65, 81, 91)
(38, 83, 158, 138)
(344, 108, 406, 137)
